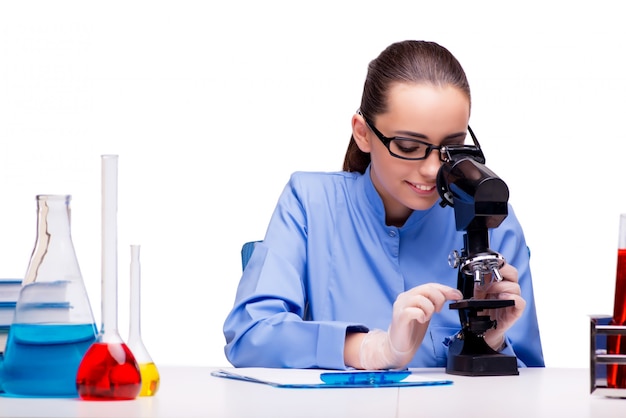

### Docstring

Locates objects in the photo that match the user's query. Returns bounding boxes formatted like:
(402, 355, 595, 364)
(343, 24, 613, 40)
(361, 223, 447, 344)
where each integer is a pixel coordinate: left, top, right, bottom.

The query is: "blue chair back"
(241, 241, 260, 270)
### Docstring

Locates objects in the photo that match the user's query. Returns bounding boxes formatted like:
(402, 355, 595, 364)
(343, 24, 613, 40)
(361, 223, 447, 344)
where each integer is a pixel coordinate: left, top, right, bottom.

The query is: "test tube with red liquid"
(608, 213, 626, 389)
(75, 155, 141, 400)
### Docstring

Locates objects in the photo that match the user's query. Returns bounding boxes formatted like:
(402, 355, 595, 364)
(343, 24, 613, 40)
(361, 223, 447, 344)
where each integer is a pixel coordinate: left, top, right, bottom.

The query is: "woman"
(223, 40, 544, 370)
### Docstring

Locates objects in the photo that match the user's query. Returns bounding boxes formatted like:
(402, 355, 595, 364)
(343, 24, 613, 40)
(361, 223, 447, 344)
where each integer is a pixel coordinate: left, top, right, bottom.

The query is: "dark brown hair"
(342, 40, 471, 173)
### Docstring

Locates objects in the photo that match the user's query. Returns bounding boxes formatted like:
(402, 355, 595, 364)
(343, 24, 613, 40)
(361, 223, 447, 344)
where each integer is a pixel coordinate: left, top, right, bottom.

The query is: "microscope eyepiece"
(436, 154, 509, 231)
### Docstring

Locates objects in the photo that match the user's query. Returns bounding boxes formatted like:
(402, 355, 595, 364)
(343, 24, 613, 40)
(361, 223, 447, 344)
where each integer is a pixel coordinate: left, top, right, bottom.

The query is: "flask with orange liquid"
(127, 244, 160, 396)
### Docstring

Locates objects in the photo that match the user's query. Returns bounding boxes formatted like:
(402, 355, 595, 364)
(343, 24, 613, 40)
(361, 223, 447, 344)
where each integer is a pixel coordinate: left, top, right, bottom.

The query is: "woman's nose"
(419, 148, 443, 177)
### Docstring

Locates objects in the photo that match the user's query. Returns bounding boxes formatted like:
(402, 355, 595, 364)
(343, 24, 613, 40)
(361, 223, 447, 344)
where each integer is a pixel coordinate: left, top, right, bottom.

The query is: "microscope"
(436, 127, 519, 376)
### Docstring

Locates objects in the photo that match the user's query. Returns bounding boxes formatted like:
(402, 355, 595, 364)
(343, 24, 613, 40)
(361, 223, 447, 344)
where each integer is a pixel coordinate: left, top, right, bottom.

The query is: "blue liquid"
(1, 323, 97, 397)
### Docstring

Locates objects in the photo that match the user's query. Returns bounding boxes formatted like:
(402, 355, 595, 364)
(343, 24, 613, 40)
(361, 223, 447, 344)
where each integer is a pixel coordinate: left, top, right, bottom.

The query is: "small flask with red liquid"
(76, 155, 141, 400)
(608, 213, 626, 389)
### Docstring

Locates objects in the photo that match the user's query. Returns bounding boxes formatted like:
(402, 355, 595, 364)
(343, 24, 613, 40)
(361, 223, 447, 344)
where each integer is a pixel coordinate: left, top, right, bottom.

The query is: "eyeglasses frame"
(360, 112, 485, 164)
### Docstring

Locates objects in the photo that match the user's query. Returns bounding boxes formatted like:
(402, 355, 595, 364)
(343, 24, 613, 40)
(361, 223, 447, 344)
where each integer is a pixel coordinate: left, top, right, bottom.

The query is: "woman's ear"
(352, 113, 372, 153)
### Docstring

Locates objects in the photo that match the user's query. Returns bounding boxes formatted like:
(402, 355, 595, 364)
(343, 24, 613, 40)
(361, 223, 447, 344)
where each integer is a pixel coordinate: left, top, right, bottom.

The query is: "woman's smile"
(405, 180, 436, 195)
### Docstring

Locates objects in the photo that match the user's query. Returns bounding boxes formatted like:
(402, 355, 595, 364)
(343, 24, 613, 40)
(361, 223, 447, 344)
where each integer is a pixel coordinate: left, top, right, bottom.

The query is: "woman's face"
(354, 82, 470, 226)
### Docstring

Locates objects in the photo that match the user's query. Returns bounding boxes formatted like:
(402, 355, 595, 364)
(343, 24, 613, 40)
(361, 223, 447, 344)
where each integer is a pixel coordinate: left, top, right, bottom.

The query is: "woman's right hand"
(388, 283, 463, 359)
(358, 283, 462, 370)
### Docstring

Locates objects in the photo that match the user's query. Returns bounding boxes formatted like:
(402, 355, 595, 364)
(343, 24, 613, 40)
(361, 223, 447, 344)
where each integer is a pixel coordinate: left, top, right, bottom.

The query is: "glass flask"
(76, 155, 141, 400)
(608, 213, 626, 389)
(127, 244, 160, 396)
(2, 195, 97, 397)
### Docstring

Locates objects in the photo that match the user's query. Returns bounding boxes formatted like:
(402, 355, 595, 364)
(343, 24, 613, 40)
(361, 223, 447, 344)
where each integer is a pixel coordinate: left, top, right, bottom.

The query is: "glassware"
(2, 195, 97, 397)
(127, 244, 160, 396)
(76, 155, 141, 400)
(608, 213, 626, 389)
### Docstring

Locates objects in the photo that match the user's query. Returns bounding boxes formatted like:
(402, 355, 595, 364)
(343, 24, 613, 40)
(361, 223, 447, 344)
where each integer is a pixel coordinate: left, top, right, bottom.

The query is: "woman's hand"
(473, 263, 526, 351)
(388, 283, 463, 354)
(354, 283, 462, 370)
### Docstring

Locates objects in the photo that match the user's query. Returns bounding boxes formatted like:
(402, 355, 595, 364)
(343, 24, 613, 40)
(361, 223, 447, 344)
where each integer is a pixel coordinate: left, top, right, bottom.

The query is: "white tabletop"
(1, 366, 626, 417)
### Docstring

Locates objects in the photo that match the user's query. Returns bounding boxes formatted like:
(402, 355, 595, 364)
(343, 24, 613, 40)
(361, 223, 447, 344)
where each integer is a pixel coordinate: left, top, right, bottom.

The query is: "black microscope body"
(436, 129, 519, 376)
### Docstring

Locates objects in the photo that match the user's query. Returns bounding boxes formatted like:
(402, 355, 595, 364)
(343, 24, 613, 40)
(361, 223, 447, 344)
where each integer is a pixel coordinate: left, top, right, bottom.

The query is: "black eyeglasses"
(362, 115, 484, 163)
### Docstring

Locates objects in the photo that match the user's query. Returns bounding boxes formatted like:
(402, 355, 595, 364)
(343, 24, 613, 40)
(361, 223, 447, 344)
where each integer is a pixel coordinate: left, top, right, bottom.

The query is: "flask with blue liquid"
(1, 195, 97, 397)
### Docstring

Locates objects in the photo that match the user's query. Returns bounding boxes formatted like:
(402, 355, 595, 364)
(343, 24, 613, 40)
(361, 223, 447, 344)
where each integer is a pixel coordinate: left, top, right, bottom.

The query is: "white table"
(1, 367, 625, 417)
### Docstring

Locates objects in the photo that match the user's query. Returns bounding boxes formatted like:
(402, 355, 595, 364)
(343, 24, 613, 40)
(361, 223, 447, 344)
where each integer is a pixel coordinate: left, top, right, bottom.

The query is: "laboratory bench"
(1, 366, 626, 417)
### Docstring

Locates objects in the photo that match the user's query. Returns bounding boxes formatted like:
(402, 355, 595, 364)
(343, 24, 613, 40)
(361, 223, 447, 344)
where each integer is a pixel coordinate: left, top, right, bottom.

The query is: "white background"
(1, 0, 624, 369)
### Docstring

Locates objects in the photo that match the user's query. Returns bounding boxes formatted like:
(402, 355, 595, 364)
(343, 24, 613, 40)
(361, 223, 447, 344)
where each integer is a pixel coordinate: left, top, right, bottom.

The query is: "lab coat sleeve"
(222, 173, 367, 369)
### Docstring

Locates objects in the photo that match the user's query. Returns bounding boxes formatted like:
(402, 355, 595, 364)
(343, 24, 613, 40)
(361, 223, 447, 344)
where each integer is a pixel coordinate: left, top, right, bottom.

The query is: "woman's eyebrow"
(395, 129, 428, 139)
(443, 132, 468, 142)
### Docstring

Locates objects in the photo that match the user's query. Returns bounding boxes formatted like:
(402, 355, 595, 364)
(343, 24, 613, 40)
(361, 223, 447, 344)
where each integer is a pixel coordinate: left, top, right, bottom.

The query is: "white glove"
(473, 263, 525, 350)
(359, 328, 415, 370)
(359, 283, 462, 370)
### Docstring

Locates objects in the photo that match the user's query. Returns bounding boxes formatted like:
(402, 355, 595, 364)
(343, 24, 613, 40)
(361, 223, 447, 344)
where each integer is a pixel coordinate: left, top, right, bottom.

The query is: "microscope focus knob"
(448, 250, 462, 269)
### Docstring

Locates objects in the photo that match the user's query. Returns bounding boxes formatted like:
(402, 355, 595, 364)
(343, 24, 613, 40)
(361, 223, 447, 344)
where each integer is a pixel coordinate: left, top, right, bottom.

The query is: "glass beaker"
(608, 213, 626, 389)
(76, 155, 141, 400)
(127, 244, 160, 396)
(2, 195, 97, 397)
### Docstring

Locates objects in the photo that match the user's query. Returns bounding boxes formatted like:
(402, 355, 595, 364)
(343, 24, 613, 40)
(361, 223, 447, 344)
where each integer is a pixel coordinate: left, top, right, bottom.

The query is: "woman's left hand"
(472, 263, 526, 351)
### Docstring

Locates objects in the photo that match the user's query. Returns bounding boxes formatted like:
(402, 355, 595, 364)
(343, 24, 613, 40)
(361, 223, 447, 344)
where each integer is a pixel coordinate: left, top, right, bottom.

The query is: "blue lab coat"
(223, 166, 545, 369)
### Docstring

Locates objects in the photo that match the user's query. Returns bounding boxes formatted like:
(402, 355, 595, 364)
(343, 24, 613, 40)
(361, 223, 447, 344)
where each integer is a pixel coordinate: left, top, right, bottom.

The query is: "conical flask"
(127, 244, 160, 396)
(76, 154, 141, 400)
(2, 195, 97, 397)
(608, 213, 626, 388)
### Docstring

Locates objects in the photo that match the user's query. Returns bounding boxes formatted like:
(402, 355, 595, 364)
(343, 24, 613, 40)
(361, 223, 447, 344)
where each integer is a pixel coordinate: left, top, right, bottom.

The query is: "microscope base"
(446, 333, 519, 376)
(446, 352, 519, 376)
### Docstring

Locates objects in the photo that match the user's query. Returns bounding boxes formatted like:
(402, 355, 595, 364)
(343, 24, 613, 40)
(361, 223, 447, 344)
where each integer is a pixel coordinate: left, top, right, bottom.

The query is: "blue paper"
(211, 368, 453, 389)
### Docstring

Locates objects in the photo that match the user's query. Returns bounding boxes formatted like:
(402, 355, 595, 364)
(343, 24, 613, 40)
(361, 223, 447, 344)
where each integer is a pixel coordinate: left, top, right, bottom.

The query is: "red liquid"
(76, 342, 142, 400)
(608, 248, 626, 389)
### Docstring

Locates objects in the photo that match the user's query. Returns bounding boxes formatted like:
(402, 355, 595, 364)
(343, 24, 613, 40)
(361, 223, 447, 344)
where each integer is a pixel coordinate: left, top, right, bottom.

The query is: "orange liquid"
(608, 249, 626, 388)
(76, 342, 142, 400)
(138, 362, 160, 397)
